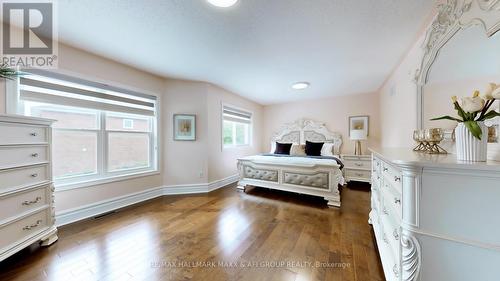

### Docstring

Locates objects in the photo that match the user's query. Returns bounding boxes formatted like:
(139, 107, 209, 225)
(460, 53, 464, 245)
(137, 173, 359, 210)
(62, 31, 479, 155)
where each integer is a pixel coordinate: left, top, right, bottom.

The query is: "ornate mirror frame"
(415, 0, 500, 158)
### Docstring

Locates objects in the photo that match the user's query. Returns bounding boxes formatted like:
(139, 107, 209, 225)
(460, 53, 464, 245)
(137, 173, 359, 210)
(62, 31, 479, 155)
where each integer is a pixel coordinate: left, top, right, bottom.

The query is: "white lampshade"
(350, 129, 367, 141)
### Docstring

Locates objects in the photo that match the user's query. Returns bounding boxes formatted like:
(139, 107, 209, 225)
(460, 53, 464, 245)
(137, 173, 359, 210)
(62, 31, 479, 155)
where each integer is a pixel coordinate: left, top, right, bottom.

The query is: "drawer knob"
(31, 153, 39, 158)
(354, 163, 363, 167)
(355, 173, 364, 177)
(393, 264, 399, 278)
(22, 196, 42, 206)
(383, 167, 388, 172)
(394, 197, 401, 204)
(393, 229, 400, 240)
(394, 176, 401, 182)
(30, 132, 38, 137)
(22, 219, 42, 230)
(383, 207, 389, 215)
(31, 173, 39, 178)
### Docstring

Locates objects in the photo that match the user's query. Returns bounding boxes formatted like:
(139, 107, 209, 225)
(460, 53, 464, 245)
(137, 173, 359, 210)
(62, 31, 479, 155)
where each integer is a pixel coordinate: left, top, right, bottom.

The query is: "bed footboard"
(237, 159, 342, 207)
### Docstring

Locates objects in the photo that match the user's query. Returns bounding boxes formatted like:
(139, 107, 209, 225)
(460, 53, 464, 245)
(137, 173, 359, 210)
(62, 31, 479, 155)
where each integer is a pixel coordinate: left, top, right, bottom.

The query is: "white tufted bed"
(237, 119, 344, 207)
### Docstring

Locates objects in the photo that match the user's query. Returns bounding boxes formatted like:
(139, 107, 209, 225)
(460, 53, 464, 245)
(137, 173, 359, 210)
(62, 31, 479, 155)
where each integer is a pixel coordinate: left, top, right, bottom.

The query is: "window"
(18, 70, 158, 188)
(122, 119, 134, 129)
(222, 105, 252, 147)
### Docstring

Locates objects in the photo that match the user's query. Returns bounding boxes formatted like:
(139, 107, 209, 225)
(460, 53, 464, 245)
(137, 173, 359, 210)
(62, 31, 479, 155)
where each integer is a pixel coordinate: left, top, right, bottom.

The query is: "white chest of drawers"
(341, 154, 372, 183)
(369, 148, 500, 281)
(0, 115, 58, 262)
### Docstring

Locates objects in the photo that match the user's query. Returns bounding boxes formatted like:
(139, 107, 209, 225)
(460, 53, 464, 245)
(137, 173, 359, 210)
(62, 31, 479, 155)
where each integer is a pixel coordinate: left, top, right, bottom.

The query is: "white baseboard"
(55, 186, 164, 226)
(55, 174, 239, 227)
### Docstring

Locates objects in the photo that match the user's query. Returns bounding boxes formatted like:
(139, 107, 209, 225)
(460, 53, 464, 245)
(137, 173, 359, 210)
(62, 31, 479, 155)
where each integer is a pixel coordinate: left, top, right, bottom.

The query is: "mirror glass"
(423, 24, 500, 144)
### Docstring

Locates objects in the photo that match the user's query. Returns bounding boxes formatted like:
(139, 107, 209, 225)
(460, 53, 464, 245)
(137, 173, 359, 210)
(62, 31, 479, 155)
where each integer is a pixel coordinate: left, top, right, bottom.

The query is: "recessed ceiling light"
(207, 0, 238, 8)
(292, 82, 310, 90)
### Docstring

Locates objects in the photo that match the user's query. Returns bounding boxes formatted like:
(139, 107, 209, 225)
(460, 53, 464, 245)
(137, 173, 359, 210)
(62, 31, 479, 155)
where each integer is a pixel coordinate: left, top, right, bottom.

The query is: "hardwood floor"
(0, 183, 384, 281)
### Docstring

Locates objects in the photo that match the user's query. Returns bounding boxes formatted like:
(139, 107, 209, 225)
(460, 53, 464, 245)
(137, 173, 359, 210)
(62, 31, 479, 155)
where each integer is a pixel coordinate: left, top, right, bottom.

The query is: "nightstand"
(341, 155, 372, 184)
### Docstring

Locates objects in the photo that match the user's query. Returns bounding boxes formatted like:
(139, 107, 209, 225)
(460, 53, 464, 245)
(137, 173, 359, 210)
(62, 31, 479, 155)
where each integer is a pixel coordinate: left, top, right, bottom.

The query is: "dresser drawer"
(0, 146, 49, 170)
(0, 123, 48, 145)
(373, 156, 381, 174)
(343, 159, 371, 170)
(0, 165, 50, 193)
(345, 169, 371, 180)
(381, 162, 402, 193)
(381, 184, 402, 219)
(0, 209, 49, 252)
(0, 186, 48, 222)
(379, 208, 401, 261)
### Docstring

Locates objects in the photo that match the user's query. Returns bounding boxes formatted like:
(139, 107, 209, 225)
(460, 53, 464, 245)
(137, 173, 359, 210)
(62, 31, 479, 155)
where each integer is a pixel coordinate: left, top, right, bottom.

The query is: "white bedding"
(239, 155, 342, 167)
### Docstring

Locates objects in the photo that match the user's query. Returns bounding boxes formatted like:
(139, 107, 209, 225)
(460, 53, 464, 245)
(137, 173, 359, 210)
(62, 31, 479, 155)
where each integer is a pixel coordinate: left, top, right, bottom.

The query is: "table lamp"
(350, 129, 367, 155)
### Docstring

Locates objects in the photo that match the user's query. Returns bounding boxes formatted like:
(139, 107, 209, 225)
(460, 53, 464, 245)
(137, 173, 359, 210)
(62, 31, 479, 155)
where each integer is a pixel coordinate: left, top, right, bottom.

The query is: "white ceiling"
(57, 0, 435, 105)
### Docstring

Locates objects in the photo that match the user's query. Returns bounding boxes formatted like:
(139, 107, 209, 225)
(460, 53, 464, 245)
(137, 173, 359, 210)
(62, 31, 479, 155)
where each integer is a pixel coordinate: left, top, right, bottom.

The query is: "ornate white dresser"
(369, 148, 500, 281)
(0, 115, 58, 262)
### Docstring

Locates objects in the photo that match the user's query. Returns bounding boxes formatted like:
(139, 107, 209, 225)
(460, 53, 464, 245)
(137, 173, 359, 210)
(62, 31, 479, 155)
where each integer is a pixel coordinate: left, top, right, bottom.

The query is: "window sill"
(54, 169, 160, 192)
(223, 144, 251, 149)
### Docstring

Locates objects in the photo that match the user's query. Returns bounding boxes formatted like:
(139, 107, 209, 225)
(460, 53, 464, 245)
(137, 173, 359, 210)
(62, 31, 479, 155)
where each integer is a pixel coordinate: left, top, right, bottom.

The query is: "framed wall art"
(174, 114, 196, 141)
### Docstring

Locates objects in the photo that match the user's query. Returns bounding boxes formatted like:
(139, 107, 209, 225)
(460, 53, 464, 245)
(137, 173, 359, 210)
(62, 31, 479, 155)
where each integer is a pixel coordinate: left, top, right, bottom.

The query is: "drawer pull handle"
(355, 173, 364, 177)
(30, 132, 38, 137)
(354, 163, 363, 167)
(22, 219, 42, 230)
(31, 173, 39, 178)
(393, 229, 399, 240)
(22, 196, 42, 206)
(394, 198, 401, 204)
(31, 153, 39, 158)
(393, 264, 399, 278)
(394, 176, 401, 182)
(383, 234, 389, 244)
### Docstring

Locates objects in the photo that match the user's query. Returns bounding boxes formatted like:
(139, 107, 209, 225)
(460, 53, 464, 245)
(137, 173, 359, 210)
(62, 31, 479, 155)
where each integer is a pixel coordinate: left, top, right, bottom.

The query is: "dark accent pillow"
(274, 142, 293, 155)
(305, 141, 324, 156)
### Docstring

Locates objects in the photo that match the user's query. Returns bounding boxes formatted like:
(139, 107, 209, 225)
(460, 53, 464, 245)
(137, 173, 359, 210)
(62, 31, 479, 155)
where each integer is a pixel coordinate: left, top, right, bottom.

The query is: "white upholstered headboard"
(271, 119, 343, 154)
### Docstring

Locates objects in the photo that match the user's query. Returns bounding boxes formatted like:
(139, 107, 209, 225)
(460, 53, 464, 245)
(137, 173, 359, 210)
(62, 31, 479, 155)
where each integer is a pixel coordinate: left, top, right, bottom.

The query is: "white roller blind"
(223, 105, 252, 124)
(19, 70, 157, 116)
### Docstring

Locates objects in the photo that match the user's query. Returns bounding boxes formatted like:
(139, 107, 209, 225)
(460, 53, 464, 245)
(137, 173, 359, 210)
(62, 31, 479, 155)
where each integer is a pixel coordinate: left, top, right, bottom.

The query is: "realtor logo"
(1, 1, 58, 68)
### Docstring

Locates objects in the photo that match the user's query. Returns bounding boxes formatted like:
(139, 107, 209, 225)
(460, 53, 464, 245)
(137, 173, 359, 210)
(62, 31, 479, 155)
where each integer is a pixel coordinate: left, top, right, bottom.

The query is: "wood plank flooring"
(0, 183, 384, 281)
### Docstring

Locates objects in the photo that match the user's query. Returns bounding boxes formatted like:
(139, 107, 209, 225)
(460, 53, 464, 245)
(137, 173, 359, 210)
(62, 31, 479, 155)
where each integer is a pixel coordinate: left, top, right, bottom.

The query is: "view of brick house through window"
(25, 103, 152, 180)
(16, 71, 158, 186)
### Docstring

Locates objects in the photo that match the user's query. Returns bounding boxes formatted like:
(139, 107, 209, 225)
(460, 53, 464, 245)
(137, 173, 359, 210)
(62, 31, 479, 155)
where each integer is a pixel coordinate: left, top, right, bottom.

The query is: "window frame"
(221, 103, 253, 149)
(7, 72, 160, 191)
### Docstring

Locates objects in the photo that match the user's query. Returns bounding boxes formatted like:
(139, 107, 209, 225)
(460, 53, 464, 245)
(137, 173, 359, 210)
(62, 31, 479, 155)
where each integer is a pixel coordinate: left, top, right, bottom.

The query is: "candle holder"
(413, 129, 447, 154)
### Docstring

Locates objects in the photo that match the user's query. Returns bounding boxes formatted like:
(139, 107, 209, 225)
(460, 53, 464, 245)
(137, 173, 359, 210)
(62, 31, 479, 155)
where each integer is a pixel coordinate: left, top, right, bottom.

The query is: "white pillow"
(270, 142, 276, 153)
(290, 144, 306, 156)
(321, 143, 335, 157)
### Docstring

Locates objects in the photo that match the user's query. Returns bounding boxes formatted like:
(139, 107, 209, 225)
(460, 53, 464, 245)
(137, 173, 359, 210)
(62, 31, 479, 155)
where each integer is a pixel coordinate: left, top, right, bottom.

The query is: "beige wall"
(161, 80, 265, 185)
(162, 79, 209, 186)
(207, 84, 264, 182)
(377, 8, 438, 148)
(0, 43, 263, 212)
(50, 44, 166, 212)
(262, 92, 381, 155)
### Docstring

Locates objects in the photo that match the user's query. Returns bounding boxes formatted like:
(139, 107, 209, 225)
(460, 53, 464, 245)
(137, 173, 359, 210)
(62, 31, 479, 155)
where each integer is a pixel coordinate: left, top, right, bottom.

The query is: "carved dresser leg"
(236, 183, 246, 192)
(326, 197, 341, 208)
(41, 229, 58, 246)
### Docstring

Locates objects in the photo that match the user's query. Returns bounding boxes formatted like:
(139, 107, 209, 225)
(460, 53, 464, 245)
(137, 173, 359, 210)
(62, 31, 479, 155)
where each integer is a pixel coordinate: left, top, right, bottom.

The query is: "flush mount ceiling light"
(291, 82, 310, 90)
(207, 0, 238, 8)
